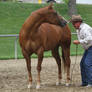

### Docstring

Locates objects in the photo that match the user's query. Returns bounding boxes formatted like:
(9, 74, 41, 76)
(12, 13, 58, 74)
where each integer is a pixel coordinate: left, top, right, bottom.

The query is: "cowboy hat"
(70, 15, 83, 22)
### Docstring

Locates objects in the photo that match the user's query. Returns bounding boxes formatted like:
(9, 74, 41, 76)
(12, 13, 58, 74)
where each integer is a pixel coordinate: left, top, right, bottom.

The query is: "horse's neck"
(23, 14, 44, 36)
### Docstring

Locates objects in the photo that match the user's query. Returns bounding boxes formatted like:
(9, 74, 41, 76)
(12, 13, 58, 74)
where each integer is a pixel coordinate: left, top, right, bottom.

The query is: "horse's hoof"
(28, 83, 32, 88)
(65, 83, 70, 86)
(36, 85, 40, 89)
(56, 82, 61, 86)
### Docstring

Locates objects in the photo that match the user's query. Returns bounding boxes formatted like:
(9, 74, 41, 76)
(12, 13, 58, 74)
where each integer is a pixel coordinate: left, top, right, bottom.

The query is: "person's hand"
(73, 40, 80, 45)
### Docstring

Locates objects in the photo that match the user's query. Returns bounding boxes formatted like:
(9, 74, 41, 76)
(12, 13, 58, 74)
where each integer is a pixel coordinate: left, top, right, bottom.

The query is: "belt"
(88, 46, 92, 49)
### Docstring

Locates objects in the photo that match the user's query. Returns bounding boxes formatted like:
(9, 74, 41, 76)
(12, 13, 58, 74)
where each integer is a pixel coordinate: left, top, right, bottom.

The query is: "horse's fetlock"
(67, 77, 70, 80)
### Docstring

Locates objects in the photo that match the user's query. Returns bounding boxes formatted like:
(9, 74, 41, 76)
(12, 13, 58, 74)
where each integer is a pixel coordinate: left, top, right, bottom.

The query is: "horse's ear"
(48, 3, 53, 9)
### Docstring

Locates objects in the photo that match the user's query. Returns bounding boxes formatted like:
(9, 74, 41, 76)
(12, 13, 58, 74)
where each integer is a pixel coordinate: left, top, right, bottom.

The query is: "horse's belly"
(44, 42, 59, 51)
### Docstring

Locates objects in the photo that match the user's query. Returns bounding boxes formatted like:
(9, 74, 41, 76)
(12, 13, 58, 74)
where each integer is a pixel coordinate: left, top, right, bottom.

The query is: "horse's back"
(39, 23, 71, 42)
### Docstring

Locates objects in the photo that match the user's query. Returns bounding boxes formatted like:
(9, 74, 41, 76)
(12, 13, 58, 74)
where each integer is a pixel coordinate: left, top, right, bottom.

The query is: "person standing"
(70, 15, 92, 87)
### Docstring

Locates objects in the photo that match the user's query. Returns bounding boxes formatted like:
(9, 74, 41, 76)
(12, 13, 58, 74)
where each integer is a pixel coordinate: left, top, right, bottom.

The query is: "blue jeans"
(80, 46, 92, 85)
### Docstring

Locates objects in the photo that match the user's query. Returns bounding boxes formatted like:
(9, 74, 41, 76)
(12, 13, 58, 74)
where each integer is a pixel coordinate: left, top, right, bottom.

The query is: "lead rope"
(70, 45, 78, 84)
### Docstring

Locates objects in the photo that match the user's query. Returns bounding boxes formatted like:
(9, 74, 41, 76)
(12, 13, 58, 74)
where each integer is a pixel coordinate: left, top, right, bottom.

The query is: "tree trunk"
(2, 0, 6, 1)
(68, 0, 77, 16)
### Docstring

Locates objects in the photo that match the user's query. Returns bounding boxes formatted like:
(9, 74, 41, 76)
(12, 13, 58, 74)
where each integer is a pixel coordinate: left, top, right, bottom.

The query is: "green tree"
(63, 0, 77, 16)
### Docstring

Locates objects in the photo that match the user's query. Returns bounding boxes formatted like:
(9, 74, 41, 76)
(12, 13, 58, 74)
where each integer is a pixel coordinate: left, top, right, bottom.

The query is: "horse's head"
(36, 3, 64, 27)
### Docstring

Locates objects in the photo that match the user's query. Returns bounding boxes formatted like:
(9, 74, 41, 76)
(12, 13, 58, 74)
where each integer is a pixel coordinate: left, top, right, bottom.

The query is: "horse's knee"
(66, 61, 70, 66)
(37, 66, 41, 72)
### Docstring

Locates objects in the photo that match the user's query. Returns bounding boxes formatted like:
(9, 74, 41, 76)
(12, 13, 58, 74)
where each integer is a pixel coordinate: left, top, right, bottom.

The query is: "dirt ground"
(0, 56, 92, 92)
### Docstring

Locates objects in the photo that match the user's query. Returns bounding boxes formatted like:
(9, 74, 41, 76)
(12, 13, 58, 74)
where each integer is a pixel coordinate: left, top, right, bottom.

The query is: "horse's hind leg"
(36, 47, 44, 89)
(62, 48, 71, 86)
(22, 49, 32, 88)
(52, 47, 62, 85)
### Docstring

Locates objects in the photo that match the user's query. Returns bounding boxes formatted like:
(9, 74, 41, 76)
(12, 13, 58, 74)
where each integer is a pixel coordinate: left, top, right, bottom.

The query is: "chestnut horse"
(19, 4, 71, 89)
(38, 23, 71, 85)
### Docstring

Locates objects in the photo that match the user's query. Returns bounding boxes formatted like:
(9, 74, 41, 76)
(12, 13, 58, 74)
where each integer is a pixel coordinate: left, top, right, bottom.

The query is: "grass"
(0, 2, 92, 59)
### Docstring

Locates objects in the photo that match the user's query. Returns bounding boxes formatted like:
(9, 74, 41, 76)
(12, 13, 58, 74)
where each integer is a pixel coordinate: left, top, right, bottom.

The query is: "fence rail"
(0, 33, 77, 59)
(0, 34, 19, 59)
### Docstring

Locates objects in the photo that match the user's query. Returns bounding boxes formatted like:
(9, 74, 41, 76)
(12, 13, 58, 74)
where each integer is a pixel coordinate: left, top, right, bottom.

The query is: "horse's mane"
(21, 3, 55, 33)
(31, 3, 54, 16)
(32, 6, 48, 15)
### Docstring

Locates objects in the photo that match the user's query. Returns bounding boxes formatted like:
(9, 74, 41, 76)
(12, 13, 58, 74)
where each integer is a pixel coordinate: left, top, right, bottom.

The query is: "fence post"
(15, 36, 18, 59)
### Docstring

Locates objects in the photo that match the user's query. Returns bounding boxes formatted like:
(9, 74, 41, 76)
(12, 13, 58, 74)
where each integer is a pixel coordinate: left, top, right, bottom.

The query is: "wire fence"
(0, 34, 19, 59)
(0, 33, 77, 59)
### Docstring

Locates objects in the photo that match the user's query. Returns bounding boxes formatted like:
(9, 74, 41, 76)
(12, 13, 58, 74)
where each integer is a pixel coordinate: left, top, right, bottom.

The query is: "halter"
(60, 19, 67, 27)
(60, 16, 70, 27)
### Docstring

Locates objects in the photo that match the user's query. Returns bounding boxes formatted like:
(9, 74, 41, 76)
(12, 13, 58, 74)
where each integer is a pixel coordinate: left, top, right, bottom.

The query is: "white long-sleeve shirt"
(76, 23, 92, 50)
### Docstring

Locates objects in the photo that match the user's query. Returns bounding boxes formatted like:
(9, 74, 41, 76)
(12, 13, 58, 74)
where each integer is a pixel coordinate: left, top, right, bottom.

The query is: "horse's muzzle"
(59, 20, 67, 27)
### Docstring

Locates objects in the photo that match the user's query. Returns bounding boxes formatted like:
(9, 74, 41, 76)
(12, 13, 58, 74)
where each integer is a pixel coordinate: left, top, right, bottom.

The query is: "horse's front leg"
(36, 47, 44, 89)
(22, 49, 32, 88)
(52, 48, 62, 85)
